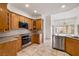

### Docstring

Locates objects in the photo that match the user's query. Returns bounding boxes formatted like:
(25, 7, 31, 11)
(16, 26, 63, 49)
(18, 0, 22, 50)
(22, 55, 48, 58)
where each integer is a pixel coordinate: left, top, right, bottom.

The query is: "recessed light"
(34, 10, 37, 13)
(25, 4, 29, 7)
(61, 5, 66, 8)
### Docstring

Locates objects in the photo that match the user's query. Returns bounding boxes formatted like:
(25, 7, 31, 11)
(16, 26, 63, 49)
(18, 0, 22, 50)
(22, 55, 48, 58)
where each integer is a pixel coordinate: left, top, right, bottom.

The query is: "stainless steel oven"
(21, 34, 31, 48)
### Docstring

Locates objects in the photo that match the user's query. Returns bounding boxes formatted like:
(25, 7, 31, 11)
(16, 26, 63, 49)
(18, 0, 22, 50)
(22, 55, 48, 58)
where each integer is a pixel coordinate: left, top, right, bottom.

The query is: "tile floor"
(17, 39, 70, 56)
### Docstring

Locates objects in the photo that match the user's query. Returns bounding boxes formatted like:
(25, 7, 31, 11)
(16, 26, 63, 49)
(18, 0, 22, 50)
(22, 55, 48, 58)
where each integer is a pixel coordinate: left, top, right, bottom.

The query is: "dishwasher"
(52, 35, 65, 51)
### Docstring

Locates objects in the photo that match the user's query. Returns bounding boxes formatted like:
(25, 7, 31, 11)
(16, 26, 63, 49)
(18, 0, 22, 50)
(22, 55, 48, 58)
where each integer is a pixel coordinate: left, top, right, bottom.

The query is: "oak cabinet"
(32, 33, 43, 44)
(8, 12, 33, 31)
(0, 3, 33, 32)
(11, 13, 19, 30)
(0, 10, 33, 31)
(19, 15, 25, 22)
(65, 37, 79, 56)
(32, 19, 43, 44)
(0, 3, 8, 32)
(9, 13, 33, 30)
(19, 16, 33, 30)
(0, 37, 22, 56)
(25, 18, 33, 30)
(32, 33, 40, 44)
(36, 19, 43, 31)
(6, 12, 20, 30)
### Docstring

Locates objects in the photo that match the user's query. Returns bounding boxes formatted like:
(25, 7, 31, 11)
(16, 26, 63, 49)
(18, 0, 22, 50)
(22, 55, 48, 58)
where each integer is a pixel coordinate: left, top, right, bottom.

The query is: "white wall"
(46, 16, 52, 39)
(42, 15, 52, 40)
(42, 15, 52, 45)
(41, 15, 46, 40)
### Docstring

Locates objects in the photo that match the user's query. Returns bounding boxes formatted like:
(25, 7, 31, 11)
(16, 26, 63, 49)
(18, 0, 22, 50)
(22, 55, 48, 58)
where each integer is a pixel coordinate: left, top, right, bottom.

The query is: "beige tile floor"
(17, 40, 70, 56)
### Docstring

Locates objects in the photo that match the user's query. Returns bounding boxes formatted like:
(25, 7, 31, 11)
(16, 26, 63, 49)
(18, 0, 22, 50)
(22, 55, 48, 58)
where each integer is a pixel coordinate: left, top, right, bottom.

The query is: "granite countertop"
(0, 28, 31, 44)
(0, 35, 20, 44)
(0, 28, 42, 44)
(54, 34, 79, 37)
(53, 34, 79, 40)
(0, 28, 31, 38)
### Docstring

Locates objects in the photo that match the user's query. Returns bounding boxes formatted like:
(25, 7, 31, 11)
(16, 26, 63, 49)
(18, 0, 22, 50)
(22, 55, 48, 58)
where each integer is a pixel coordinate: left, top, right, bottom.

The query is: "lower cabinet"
(32, 33, 40, 44)
(32, 33, 43, 44)
(65, 37, 79, 56)
(0, 37, 22, 56)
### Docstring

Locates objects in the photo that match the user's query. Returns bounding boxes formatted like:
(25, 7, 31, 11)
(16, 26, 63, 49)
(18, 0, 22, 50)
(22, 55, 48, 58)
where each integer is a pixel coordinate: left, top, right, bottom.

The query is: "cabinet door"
(11, 13, 19, 29)
(19, 16, 25, 22)
(65, 37, 79, 56)
(25, 17, 33, 30)
(28, 19, 33, 30)
(0, 4, 7, 32)
(36, 19, 43, 30)
(7, 11, 12, 30)
(32, 34, 40, 44)
(0, 38, 22, 56)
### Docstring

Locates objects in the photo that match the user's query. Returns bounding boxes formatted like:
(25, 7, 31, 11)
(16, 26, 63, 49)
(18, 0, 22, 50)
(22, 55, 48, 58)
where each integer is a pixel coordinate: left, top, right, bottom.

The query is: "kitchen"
(0, 3, 43, 56)
(0, 3, 79, 56)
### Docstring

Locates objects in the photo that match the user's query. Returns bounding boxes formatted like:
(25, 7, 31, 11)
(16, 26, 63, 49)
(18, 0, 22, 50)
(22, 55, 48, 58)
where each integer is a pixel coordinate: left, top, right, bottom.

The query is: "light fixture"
(25, 4, 29, 7)
(61, 5, 66, 8)
(34, 10, 37, 13)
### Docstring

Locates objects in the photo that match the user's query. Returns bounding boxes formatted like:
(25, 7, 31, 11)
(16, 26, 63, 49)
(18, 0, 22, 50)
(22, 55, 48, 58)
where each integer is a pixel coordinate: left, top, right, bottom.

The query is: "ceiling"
(8, 3, 79, 17)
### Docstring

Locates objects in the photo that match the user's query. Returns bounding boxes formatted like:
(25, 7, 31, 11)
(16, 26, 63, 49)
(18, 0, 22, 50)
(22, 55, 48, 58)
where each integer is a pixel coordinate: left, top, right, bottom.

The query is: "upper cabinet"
(0, 3, 41, 32)
(19, 15, 33, 30)
(0, 3, 34, 32)
(32, 18, 43, 31)
(19, 15, 25, 22)
(9, 13, 33, 31)
(0, 3, 8, 32)
(11, 13, 20, 30)
(36, 19, 43, 31)
(24, 17, 33, 30)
